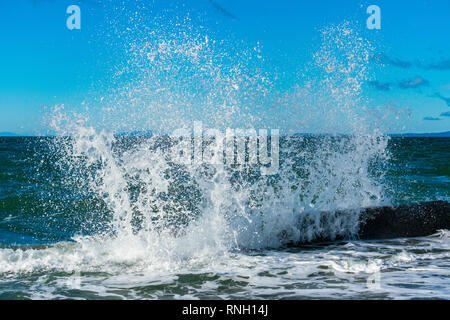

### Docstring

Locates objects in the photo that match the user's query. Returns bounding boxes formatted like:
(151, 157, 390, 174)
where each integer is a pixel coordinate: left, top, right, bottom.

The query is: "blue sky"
(0, 0, 449, 135)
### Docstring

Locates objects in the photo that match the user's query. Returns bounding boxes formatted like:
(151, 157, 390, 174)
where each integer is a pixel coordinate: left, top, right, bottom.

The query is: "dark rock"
(291, 201, 450, 245)
(358, 201, 450, 240)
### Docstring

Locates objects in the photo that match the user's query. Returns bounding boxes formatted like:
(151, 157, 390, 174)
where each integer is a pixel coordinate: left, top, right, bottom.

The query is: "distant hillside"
(389, 131, 450, 138)
(0, 132, 19, 137)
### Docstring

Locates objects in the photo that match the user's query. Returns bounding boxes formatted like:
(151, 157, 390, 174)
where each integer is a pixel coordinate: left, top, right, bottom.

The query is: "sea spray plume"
(180, 24, 392, 248)
(0, 26, 392, 281)
(44, 22, 391, 272)
(48, 106, 233, 267)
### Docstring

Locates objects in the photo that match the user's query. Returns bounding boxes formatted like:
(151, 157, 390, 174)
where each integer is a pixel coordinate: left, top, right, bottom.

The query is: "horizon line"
(1, 131, 450, 138)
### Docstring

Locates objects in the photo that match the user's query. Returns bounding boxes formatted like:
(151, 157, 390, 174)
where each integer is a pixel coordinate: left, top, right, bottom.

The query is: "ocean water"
(0, 136, 448, 299)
